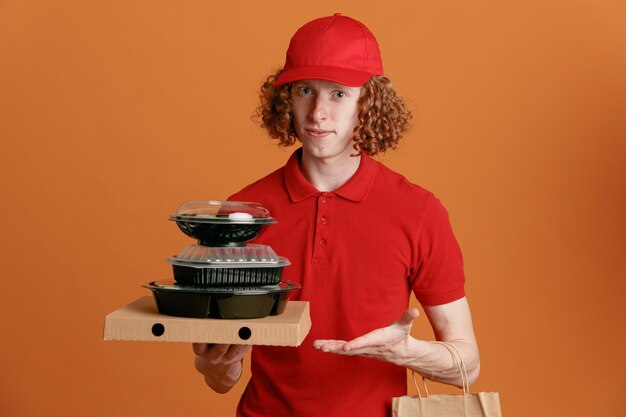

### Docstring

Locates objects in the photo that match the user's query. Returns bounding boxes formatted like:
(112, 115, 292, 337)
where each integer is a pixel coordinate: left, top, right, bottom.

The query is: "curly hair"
(254, 69, 412, 156)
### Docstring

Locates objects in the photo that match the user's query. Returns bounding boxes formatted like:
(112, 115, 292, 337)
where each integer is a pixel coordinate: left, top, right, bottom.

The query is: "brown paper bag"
(392, 342, 502, 417)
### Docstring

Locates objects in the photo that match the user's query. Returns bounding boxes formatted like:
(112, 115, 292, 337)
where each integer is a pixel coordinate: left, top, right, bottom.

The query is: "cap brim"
(274, 65, 377, 87)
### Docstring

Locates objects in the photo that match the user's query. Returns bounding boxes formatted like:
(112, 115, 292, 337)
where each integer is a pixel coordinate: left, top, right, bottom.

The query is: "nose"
(308, 95, 327, 123)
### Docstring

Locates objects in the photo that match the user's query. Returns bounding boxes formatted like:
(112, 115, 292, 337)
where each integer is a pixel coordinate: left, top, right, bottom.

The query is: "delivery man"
(192, 13, 480, 417)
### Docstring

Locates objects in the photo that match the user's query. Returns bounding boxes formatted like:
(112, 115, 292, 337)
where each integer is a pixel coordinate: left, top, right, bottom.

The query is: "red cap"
(274, 13, 383, 87)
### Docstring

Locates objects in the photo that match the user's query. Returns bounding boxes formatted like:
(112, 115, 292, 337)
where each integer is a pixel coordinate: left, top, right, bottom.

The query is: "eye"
(297, 86, 312, 95)
(334, 91, 347, 98)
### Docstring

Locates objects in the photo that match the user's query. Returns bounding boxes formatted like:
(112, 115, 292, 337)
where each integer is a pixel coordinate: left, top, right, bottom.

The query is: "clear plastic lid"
(172, 244, 282, 263)
(170, 201, 275, 224)
(167, 256, 290, 269)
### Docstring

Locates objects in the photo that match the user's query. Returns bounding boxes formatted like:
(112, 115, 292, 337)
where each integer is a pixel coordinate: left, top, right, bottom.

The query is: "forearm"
(400, 338, 480, 387)
(312, 300, 480, 388)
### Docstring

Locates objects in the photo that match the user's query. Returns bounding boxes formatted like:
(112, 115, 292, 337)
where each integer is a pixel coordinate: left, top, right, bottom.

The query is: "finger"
(206, 344, 230, 361)
(222, 345, 252, 363)
(312, 339, 329, 350)
(194, 353, 209, 374)
(395, 308, 420, 326)
(328, 346, 379, 357)
(342, 331, 387, 351)
(313, 339, 348, 353)
(314, 341, 382, 357)
(342, 308, 420, 351)
(194, 344, 230, 363)
(192, 343, 212, 356)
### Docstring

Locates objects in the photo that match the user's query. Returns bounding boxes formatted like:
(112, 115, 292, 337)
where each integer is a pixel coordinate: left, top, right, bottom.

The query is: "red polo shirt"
(230, 149, 465, 417)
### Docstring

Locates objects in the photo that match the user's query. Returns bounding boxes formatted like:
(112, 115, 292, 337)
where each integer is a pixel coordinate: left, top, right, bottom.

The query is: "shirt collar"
(284, 148, 379, 203)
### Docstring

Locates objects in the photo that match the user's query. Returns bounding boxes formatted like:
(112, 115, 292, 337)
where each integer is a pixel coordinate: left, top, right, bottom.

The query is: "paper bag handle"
(410, 341, 471, 397)
(436, 341, 470, 394)
(410, 370, 429, 398)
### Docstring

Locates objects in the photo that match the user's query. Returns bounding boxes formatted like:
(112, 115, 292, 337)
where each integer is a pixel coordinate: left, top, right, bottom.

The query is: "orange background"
(1, 1, 625, 416)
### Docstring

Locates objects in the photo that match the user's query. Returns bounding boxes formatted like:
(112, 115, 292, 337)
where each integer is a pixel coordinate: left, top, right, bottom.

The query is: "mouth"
(305, 128, 334, 138)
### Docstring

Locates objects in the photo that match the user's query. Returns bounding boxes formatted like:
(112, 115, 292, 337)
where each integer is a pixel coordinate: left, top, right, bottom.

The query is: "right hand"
(192, 343, 252, 393)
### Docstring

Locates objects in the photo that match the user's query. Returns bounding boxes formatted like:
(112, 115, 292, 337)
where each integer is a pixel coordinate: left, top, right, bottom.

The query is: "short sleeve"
(410, 196, 465, 306)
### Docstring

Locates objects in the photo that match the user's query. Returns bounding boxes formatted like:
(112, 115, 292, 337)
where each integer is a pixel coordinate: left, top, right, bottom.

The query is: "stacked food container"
(143, 201, 300, 319)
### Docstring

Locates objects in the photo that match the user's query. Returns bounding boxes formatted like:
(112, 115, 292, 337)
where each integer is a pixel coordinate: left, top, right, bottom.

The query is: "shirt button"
(319, 239, 326, 246)
(320, 197, 327, 203)
(320, 217, 327, 225)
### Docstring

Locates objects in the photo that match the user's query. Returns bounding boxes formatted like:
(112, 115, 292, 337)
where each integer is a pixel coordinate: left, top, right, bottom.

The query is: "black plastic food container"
(172, 220, 271, 246)
(171, 264, 285, 286)
(167, 246, 290, 286)
(170, 201, 276, 246)
(143, 280, 301, 319)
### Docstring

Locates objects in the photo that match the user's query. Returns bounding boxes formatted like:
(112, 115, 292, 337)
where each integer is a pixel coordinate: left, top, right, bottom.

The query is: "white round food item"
(228, 212, 254, 220)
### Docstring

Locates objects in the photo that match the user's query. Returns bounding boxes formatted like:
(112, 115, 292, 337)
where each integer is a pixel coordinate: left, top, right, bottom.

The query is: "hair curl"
(254, 69, 412, 156)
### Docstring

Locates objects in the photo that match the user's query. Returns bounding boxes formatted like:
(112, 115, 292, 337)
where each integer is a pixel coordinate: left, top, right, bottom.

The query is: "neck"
(299, 151, 362, 192)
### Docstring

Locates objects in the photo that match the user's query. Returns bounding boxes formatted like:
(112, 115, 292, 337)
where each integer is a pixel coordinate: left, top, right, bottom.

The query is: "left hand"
(312, 308, 421, 366)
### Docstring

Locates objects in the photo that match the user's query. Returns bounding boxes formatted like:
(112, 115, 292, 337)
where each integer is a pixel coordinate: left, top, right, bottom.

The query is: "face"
(291, 79, 362, 162)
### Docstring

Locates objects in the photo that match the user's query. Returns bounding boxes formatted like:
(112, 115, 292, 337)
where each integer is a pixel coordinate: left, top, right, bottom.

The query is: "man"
(193, 14, 479, 417)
